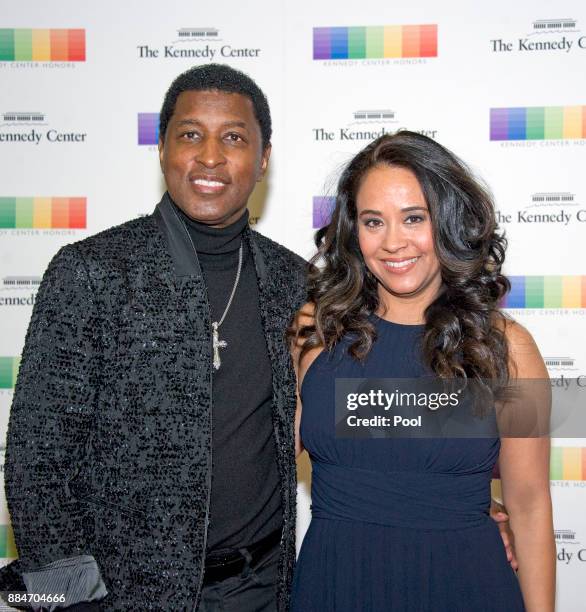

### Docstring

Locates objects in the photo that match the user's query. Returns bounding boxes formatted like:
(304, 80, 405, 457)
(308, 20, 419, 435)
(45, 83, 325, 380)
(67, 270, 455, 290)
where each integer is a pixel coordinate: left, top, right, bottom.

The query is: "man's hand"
(490, 500, 518, 571)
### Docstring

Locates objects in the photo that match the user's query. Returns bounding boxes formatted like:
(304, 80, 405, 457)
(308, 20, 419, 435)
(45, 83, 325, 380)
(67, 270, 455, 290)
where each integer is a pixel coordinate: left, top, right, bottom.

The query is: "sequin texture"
(0, 194, 307, 611)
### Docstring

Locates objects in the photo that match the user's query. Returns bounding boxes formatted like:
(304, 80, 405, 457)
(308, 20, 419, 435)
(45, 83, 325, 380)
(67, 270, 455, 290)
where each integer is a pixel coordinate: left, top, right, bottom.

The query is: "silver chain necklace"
(180, 213, 244, 371)
(211, 243, 243, 370)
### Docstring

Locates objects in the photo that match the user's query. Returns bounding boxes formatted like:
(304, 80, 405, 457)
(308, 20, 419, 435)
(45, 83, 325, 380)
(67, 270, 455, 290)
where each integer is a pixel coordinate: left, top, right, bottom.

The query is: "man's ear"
(258, 143, 272, 181)
(158, 137, 164, 171)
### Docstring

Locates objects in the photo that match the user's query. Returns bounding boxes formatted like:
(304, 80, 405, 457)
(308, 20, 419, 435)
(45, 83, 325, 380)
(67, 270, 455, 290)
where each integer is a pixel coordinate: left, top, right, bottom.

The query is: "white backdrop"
(1, 1, 585, 609)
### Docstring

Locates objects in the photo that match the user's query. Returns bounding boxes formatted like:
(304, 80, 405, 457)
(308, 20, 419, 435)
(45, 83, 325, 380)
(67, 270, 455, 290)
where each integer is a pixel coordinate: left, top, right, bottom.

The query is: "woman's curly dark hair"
(296, 130, 511, 386)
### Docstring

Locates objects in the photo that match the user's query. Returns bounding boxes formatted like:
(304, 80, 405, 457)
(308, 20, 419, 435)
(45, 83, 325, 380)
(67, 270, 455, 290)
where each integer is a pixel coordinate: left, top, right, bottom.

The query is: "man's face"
(159, 89, 271, 227)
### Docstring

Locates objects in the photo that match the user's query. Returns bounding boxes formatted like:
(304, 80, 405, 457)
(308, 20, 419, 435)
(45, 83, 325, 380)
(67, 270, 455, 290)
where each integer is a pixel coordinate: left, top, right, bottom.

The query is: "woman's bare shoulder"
(494, 315, 547, 379)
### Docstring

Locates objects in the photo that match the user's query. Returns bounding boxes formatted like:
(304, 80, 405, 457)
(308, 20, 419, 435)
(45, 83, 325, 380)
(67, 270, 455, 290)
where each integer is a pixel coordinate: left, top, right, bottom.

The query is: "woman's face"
(356, 164, 442, 312)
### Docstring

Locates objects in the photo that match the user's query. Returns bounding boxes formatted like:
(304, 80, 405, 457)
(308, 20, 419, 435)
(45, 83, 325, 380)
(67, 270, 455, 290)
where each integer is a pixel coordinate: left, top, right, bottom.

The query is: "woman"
(290, 131, 554, 611)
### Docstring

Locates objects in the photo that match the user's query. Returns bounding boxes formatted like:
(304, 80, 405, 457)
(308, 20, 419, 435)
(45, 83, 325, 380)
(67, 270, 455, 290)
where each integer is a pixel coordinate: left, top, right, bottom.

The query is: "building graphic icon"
(544, 357, 575, 368)
(531, 192, 575, 204)
(554, 530, 578, 543)
(177, 28, 219, 39)
(533, 19, 577, 30)
(353, 110, 395, 121)
(2, 112, 45, 123)
(2, 276, 41, 288)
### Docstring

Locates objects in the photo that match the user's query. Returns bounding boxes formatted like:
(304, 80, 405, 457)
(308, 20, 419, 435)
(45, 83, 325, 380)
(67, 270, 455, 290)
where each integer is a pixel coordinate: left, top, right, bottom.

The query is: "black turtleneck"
(174, 203, 282, 553)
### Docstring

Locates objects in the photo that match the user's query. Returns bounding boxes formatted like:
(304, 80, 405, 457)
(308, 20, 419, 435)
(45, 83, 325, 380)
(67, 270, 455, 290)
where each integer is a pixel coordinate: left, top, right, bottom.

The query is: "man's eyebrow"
(174, 119, 250, 130)
(175, 119, 201, 127)
(222, 120, 249, 129)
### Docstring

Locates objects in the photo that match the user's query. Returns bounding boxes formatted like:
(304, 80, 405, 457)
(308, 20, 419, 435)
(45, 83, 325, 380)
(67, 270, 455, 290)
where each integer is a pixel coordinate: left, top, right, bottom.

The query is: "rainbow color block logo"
(0, 198, 86, 229)
(490, 106, 586, 141)
(313, 196, 335, 228)
(550, 448, 586, 481)
(0, 357, 20, 389)
(0, 29, 85, 62)
(502, 276, 586, 309)
(0, 525, 17, 558)
(138, 113, 159, 145)
(313, 25, 437, 60)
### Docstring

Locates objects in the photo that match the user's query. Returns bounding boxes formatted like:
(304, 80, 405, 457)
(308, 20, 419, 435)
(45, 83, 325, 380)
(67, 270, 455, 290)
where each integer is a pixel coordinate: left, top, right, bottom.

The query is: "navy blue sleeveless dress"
(291, 316, 525, 611)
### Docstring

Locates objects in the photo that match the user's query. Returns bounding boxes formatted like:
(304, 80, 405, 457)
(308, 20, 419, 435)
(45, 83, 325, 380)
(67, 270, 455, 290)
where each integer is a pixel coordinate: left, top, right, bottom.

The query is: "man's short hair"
(159, 63, 272, 148)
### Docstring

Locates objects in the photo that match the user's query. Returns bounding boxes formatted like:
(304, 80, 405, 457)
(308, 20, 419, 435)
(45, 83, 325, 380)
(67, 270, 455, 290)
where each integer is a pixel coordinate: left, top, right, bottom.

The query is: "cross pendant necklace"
(176, 207, 244, 372)
(210, 243, 243, 370)
(212, 322, 228, 370)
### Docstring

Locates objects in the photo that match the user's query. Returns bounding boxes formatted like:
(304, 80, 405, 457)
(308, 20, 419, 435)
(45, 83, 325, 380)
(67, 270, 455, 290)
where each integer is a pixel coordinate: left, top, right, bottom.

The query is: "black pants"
(198, 543, 279, 612)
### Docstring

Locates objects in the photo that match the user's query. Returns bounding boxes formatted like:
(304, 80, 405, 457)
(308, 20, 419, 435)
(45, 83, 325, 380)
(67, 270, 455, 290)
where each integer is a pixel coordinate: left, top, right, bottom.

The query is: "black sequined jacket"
(0, 194, 307, 611)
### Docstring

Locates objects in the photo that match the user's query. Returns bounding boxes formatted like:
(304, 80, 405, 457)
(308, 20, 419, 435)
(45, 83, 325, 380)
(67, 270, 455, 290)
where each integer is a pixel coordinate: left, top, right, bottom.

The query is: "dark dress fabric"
(291, 316, 525, 612)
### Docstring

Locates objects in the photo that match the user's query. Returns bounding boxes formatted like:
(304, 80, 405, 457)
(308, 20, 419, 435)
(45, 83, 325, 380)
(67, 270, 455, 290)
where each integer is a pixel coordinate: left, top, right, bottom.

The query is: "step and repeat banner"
(1, 0, 585, 609)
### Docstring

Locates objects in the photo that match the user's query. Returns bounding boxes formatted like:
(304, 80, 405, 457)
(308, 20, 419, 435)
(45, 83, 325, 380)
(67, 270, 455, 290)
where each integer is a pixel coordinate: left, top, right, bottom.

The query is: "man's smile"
(190, 173, 231, 195)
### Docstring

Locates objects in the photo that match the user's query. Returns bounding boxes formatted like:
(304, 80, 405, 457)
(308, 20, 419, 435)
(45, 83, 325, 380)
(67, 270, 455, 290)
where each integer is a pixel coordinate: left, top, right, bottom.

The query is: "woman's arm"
(294, 380, 304, 459)
(291, 326, 304, 459)
(498, 321, 555, 612)
(290, 303, 322, 458)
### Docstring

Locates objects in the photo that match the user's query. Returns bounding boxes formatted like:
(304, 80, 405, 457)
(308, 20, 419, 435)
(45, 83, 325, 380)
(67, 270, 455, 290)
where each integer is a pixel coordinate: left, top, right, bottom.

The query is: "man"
(0, 64, 306, 611)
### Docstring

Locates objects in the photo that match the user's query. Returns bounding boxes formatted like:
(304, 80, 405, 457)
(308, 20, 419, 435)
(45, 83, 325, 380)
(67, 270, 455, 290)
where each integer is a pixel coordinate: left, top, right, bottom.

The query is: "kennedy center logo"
(490, 18, 585, 54)
(0, 112, 87, 144)
(312, 108, 438, 148)
(495, 192, 586, 226)
(137, 27, 260, 60)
